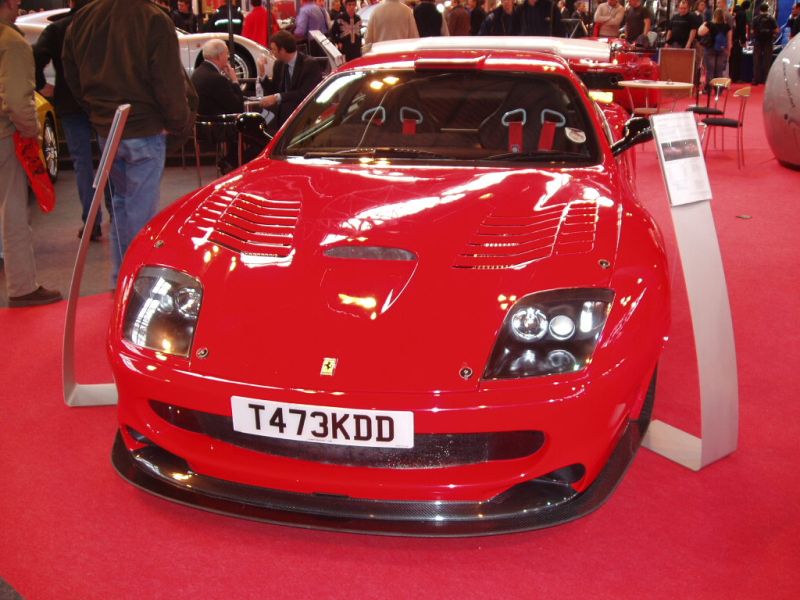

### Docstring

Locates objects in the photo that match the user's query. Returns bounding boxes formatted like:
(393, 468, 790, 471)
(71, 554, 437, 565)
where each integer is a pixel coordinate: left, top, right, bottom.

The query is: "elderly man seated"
(191, 39, 245, 172)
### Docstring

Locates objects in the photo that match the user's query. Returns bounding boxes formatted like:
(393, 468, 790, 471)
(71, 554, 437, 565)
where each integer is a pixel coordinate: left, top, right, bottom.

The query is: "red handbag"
(13, 131, 55, 213)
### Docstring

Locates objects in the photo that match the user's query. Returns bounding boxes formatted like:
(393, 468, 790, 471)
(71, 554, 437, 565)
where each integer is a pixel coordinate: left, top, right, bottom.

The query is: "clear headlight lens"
(122, 266, 203, 358)
(510, 307, 548, 341)
(484, 289, 614, 380)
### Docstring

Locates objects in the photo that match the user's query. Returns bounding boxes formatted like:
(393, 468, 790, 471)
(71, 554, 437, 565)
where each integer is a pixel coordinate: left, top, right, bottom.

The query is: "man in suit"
(257, 30, 323, 133)
(192, 39, 245, 117)
(191, 39, 245, 172)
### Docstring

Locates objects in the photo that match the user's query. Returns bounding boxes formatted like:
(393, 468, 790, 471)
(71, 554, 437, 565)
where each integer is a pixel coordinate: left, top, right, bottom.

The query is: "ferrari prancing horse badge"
(321, 357, 338, 376)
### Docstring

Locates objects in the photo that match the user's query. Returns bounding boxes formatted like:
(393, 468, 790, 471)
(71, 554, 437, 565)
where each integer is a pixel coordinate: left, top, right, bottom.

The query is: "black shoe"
(8, 286, 62, 308)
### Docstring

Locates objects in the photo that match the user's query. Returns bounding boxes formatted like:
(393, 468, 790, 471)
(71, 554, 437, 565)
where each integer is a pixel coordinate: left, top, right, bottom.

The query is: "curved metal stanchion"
(642, 112, 739, 470)
(62, 105, 130, 407)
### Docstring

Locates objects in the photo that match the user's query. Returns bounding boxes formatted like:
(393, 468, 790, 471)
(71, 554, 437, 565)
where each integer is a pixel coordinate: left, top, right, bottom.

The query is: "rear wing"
(366, 36, 612, 63)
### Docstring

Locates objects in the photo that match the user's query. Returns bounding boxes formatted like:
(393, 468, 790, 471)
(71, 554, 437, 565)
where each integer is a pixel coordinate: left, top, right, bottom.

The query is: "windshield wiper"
(302, 147, 451, 159)
(482, 150, 589, 162)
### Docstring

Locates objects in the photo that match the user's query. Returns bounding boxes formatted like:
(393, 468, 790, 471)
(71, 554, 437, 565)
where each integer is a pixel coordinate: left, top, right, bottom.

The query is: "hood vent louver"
(453, 200, 599, 270)
(181, 193, 301, 258)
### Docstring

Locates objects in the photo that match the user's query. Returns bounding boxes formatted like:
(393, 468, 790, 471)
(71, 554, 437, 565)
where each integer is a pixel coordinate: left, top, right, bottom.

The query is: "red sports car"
(110, 38, 669, 536)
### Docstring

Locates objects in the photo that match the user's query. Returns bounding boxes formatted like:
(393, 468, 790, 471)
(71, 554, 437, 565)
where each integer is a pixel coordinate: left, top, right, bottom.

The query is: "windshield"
(273, 69, 601, 164)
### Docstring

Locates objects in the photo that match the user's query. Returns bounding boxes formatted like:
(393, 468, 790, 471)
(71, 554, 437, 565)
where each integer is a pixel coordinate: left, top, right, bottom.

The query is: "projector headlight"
(122, 266, 203, 358)
(484, 289, 614, 380)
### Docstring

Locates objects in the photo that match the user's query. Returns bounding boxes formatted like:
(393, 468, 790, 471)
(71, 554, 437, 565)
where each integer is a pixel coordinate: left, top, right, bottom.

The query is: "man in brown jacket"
(0, 0, 62, 307)
(63, 0, 193, 286)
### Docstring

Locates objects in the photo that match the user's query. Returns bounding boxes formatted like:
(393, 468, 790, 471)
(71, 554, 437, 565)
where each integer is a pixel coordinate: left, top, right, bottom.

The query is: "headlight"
(122, 266, 203, 358)
(484, 289, 614, 380)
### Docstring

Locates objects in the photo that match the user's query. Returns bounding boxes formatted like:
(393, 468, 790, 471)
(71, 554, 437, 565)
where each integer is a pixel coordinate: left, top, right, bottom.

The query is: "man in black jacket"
(204, 0, 243, 34)
(33, 0, 108, 241)
(414, 0, 448, 37)
(191, 39, 245, 172)
(171, 0, 198, 33)
(330, 0, 363, 61)
(63, 0, 193, 286)
(730, 1, 749, 82)
(257, 30, 322, 133)
(480, 0, 518, 35)
(469, 0, 486, 35)
(751, 3, 778, 85)
(515, 0, 564, 37)
(788, 3, 800, 39)
(192, 39, 245, 117)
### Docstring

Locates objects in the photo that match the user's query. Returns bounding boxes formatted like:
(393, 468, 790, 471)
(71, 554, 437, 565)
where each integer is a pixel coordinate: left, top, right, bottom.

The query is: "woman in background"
(698, 8, 732, 91)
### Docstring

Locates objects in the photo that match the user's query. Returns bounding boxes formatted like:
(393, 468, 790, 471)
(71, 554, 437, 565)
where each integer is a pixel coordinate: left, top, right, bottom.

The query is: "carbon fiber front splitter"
(111, 378, 654, 537)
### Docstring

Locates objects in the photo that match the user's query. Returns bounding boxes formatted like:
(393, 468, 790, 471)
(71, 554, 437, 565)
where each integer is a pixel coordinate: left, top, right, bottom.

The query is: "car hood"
(161, 158, 623, 393)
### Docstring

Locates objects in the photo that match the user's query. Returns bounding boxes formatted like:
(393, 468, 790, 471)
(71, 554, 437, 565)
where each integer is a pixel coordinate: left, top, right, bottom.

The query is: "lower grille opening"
(149, 400, 545, 469)
(126, 426, 152, 445)
(539, 464, 586, 485)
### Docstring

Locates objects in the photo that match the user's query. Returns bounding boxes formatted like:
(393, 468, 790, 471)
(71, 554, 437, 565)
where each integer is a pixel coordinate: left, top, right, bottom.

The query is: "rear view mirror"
(611, 117, 653, 156)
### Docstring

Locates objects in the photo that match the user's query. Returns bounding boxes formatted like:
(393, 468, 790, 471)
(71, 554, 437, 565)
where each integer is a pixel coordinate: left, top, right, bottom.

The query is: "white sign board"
(651, 112, 712, 206)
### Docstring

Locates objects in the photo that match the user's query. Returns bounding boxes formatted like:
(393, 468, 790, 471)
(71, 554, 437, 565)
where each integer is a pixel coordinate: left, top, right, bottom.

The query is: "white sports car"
(18, 9, 271, 83)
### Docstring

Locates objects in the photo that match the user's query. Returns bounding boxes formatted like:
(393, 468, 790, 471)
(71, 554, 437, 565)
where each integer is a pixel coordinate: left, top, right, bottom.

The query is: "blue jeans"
(98, 133, 166, 285)
(60, 111, 98, 226)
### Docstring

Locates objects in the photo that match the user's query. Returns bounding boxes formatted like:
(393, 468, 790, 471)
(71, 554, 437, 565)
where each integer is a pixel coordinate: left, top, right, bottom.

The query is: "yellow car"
(35, 91, 58, 182)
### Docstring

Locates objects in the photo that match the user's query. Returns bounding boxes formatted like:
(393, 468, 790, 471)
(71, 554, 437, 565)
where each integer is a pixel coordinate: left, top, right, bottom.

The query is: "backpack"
(713, 30, 728, 51)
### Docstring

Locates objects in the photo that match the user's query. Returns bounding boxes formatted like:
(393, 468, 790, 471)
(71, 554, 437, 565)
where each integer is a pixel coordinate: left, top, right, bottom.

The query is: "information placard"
(642, 112, 738, 471)
(651, 112, 712, 206)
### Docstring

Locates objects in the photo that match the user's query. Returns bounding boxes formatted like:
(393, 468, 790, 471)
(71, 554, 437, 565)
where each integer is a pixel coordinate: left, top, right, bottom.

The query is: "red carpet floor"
(1, 86, 799, 599)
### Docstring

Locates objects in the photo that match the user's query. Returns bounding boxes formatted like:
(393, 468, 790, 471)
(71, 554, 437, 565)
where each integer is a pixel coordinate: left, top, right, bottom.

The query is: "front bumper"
(111, 377, 654, 537)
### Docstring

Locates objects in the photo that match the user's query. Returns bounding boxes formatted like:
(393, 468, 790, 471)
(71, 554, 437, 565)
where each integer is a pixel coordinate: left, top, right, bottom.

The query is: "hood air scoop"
(453, 200, 599, 270)
(323, 246, 417, 261)
(181, 192, 301, 258)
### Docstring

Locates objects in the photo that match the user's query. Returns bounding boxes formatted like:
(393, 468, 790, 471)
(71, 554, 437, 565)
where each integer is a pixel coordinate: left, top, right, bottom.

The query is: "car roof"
(367, 36, 612, 63)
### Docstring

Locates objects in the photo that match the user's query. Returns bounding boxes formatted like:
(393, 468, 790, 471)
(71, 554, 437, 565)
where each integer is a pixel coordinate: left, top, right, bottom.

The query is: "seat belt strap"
(538, 121, 556, 151)
(508, 121, 523, 153)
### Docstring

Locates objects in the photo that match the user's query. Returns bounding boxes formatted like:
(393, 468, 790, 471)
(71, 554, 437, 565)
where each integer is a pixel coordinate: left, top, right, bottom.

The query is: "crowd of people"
(159, 0, 797, 85)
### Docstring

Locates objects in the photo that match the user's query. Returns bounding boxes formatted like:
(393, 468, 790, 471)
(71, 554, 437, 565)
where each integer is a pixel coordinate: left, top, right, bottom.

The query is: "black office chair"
(687, 77, 732, 119)
(193, 113, 243, 186)
(701, 86, 750, 169)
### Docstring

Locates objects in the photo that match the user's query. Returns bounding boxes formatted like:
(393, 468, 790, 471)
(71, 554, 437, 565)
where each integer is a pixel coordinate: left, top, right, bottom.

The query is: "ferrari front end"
(109, 47, 669, 535)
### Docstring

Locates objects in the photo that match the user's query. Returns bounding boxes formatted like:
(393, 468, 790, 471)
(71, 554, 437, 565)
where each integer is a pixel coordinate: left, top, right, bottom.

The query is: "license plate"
(231, 396, 414, 449)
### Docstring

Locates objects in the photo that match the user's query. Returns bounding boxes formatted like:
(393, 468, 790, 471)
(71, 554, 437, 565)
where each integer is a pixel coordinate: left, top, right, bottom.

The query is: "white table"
(618, 80, 695, 115)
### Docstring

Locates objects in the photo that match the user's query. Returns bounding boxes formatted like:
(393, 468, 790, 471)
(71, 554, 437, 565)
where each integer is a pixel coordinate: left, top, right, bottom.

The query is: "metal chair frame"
(701, 86, 750, 170)
(688, 77, 732, 117)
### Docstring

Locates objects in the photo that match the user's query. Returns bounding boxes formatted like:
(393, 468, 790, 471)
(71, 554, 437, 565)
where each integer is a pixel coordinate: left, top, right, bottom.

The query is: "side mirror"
(611, 116, 653, 156)
(236, 112, 272, 145)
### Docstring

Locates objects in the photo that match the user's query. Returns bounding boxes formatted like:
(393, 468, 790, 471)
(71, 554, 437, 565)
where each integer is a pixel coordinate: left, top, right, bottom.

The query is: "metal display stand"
(642, 112, 739, 470)
(309, 30, 345, 72)
(62, 104, 130, 407)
